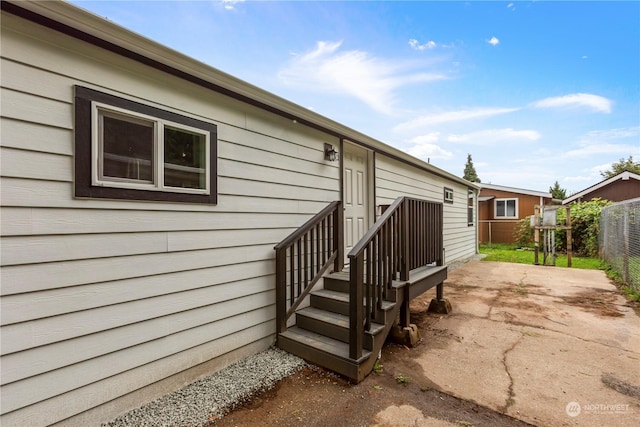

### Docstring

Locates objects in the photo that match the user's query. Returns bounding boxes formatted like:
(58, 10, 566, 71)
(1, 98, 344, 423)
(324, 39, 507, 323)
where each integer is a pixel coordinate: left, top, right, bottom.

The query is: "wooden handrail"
(275, 201, 343, 335)
(348, 197, 443, 359)
(348, 196, 405, 258)
(274, 201, 341, 250)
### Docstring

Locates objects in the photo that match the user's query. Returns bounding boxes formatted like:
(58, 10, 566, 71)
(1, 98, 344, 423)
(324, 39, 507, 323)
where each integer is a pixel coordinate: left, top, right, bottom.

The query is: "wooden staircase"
(274, 197, 446, 383)
(278, 271, 393, 381)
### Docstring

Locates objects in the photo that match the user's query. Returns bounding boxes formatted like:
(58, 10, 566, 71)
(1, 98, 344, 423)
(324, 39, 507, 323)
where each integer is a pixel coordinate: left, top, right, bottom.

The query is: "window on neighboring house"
(75, 86, 217, 204)
(467, 189, 474, 226)
(495, 198, 518, 218)
(444, 187, 454, 203)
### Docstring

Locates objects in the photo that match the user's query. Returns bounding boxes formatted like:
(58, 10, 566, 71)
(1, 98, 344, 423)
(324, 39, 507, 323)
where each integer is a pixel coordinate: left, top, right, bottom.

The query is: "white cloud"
(563, 175, 594, 183)
(564, 143, 637, 158)
(507, 3, 515, 10)
(405, 138, 452, 161)
(580, 126, 640, 140)
(409, 39, 437, 50)
(581, 55, 588, 60)
(531, 93, 612, 113)
(447, 128, 541, 145)
(221, 0, 244, 10)
(563, 126, 640, 158)
(394, 107, 519, 132)
(410, 132, 441, 144)
(589, 162, 615, 174)
(279, 41, 448, 115)
(563, 163, 612, 184)
(487, 36, 500, 46)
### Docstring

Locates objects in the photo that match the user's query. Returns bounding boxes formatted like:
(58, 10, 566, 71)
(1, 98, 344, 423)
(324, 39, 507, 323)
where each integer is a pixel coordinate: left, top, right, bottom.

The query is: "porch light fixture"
(324, 143, 338, 161)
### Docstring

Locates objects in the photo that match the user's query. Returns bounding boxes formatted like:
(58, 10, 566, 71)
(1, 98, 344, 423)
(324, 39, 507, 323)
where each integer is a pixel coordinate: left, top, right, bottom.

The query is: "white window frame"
(494, 198, 518, 219)
(467, 189, 474, 226)
(444, 187, 454, 203)
(91, 101, 211, 195)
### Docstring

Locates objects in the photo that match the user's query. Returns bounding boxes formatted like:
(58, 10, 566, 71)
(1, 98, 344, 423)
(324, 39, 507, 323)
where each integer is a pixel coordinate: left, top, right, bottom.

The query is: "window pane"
(101, 114, 153, 182)
(506, 200, 516, 216)
(496, 200, 505, 217)
(164, 126, 206, 189)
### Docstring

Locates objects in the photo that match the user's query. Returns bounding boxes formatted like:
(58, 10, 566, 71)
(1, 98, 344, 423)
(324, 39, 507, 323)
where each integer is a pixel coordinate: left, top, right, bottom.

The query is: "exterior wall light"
(324, 143, 338, 161)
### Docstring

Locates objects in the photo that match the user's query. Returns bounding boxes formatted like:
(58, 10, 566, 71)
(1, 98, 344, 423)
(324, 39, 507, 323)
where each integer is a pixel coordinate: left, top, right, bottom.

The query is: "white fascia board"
(562, 171, 640, 204)
(14, 0, 478, 191)
(479, 183, 552, 198)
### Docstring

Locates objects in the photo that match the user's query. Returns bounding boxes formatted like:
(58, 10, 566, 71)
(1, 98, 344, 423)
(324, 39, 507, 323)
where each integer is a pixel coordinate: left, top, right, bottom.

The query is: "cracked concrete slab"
(413, 261, 640, 427)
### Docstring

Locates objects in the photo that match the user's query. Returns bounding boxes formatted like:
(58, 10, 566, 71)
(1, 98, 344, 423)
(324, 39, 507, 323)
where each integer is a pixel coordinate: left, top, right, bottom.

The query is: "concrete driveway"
(410, 260, 640, 426)
(215, 260, 639, 427)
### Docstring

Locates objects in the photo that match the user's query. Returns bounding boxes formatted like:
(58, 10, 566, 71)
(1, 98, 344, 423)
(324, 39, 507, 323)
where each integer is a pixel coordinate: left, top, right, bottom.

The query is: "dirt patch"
(214, 299, 531, 427)
(213, 355, 532, 427)
(214, 261, 639, 426)
(560, 289, 624, 317)
(601, 373, 640, 400)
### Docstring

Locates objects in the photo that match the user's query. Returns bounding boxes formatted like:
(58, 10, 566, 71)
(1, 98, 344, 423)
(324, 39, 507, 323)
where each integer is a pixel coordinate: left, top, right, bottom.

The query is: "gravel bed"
(102, 347, 307, 427)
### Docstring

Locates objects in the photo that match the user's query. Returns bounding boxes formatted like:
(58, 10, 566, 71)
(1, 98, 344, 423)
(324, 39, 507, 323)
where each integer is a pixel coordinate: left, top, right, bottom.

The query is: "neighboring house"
(563, 171, 640, 205)
(0, 1, 479, 426)
(478, 183, 553, 244)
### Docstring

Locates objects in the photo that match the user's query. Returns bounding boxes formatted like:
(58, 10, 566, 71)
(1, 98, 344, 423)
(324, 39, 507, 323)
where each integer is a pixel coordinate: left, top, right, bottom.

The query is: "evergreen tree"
(549, 180, 567, 199)
(601, 156, 640, 178)
(463, 154, 480, 183)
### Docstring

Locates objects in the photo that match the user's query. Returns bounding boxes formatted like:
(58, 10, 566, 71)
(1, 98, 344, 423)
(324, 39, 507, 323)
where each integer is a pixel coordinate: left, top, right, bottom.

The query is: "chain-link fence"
(599, 198, 640, 292)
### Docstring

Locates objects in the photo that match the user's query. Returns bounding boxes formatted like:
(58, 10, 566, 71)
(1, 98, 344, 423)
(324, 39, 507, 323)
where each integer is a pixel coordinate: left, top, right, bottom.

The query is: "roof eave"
(4, 0, 479, 190)
(562, 171, 640, 204)
(479, 183, 552, 198)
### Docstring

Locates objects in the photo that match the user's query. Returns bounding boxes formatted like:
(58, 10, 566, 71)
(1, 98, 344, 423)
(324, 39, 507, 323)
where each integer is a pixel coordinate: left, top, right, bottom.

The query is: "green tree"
(463, 154, 480, 183)
(549, 180, 567, 199)
(601, 156, 640, 179)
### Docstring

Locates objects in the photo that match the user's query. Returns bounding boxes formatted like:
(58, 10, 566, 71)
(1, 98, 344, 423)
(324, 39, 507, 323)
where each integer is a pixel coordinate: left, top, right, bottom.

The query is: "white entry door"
(343, 143, 369, 260)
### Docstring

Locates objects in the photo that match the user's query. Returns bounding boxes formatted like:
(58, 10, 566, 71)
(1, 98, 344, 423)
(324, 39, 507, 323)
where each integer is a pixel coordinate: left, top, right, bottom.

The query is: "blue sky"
(73, 0, 640, 193)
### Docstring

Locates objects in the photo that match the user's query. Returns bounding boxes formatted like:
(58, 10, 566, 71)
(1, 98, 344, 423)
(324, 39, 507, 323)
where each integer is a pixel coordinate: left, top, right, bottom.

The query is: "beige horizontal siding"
(0, 177, 337, 210)
(1, 243, 274, 296)
(0, 322, 275, 427)
(0, 229, 288, 266)
(0, 208, 320, 236)
(2, 303, 273, 413)
(375, 156, 476, 263)
(1, 118, 73, 155)
(1, 10, 340, 426)
(1, 261, 272, 327)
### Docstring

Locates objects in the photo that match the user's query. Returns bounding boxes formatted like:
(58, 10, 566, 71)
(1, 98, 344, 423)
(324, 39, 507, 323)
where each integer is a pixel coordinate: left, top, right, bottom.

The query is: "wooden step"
(324, 273, 399, 302)
(296, 306, 384, 349)
(310, 289, 350, 315)
(278, 327, 371, 380)
(323, 272, 350, 293)
(310, 289, 395, 316)
(408, 265, 448, 299)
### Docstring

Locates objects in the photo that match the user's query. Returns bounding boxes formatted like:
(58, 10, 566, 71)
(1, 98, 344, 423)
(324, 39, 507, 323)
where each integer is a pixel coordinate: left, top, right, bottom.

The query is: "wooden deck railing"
(274, 201, 343, 335)
(347, 197, 443, 359)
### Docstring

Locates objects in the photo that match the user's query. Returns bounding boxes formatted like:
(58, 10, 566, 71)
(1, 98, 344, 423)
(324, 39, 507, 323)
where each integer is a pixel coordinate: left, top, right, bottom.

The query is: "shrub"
(569, 198, 612, 257)
(513, 215, 534, 247)
(513, 199, 612, 257)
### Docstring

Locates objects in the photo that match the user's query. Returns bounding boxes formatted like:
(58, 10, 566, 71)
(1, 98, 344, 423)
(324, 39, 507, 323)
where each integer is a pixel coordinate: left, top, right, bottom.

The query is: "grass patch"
(479, 243, 604, 270)
(480, 244, 640, 314)
(395, 374, 410, 385)
(604, 264, 640, 304)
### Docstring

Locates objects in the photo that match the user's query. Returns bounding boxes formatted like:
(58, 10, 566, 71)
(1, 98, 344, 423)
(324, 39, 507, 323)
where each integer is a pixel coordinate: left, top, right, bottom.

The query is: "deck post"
(349, 255, 364, 360)
(334, 204, 344, 272)
(275, 248, 287, 336)
(400, 285, 410, 328)
(400, 199, 409, 281)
